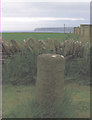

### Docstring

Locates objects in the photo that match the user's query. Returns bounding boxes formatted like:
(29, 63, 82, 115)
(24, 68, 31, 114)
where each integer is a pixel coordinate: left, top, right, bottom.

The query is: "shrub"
(2, 38, 90, 85)
(2, 50, 37, 85)
(65, 54, 90, 84)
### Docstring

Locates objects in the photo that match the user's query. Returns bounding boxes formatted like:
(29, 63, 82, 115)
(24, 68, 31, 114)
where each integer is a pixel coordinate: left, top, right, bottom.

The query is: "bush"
(65, 53, 90, 84)
(2, 38, 90, 85)
(2, 50, 37, 85)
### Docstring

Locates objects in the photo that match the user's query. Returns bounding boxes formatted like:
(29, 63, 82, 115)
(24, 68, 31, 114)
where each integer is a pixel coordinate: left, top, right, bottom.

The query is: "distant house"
(90, 1, 92, 24)
(74, 24, 92, 42)
(74, 27, 80, 35)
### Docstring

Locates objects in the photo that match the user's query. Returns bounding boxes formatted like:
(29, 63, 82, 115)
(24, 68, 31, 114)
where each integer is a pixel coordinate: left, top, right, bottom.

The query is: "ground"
(2, 82, 90, 118)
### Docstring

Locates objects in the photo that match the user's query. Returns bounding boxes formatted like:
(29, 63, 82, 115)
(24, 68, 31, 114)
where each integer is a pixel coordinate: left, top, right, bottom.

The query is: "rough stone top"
(38, 54, 64, 59)
(37, 54, 65, 72)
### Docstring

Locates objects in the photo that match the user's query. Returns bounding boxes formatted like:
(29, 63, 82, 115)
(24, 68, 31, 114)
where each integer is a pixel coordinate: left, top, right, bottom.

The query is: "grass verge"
(2, 83, 90, 118)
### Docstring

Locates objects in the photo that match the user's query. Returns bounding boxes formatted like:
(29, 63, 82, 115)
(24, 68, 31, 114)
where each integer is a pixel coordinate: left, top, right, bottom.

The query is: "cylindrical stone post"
(36, 54, 65, 107)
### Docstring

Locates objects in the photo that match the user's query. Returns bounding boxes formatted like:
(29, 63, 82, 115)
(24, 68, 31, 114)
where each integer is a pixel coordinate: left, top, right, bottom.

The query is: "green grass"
(2, 85, 35, 118)
(2, 83, 90, 118)
(65, 83, 90, 118)
(2, 32, 79, 43)
(2, 32, 89, 118)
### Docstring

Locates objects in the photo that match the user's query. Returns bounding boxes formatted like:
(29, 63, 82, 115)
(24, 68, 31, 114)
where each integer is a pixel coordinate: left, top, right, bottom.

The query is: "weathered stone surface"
(36, 54, 65, 107)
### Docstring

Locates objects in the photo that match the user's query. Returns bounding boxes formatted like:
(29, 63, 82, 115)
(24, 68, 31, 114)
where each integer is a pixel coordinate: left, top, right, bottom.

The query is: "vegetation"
(2, 84, 90, 118)
(2, 33, 90, 118)
(2, 32, 79, 42)
(2, 51, 37, 85)
(2, 35, 90, 85)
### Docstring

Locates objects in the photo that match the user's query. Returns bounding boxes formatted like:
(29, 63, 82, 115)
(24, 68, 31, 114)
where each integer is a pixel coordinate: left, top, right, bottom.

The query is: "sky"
(2, 0, 90, 32)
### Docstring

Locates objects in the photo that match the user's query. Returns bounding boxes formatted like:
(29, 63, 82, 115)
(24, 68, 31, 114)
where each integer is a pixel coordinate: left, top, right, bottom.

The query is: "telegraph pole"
(70, 27, 71, 33)
(64, 24, 65, 33)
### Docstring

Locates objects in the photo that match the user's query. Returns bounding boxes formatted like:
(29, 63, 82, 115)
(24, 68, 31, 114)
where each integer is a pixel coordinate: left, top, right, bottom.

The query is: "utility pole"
(64, 24, 65, 33)
(70, 27, 71, 33)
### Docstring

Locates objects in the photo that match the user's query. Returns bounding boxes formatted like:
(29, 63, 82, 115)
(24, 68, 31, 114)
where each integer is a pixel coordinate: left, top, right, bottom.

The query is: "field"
(2, 32, 79, 42)
(2, 32, 90, 118)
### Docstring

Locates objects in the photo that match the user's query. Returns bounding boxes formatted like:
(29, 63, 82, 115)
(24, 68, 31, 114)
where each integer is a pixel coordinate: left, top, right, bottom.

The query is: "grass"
(2, 32, 79, 43)
(2, 85, 35, 118)
(2, 32, 90, 118)
(65, 83, 90, 118)
(2, 83, 90, 118)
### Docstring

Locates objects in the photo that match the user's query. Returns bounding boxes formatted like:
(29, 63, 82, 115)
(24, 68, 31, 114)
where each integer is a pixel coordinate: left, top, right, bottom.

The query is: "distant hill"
(34, 27, 74, 33)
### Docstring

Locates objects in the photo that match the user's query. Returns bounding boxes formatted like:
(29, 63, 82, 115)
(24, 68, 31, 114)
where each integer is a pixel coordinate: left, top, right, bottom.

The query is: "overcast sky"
(2, 1, 90, 32)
